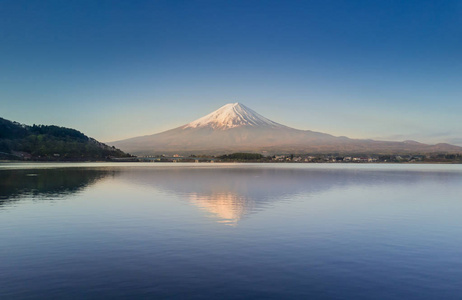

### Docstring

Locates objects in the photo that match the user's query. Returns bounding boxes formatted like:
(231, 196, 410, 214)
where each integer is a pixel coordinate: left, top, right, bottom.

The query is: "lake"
(1, 162, 462, 299)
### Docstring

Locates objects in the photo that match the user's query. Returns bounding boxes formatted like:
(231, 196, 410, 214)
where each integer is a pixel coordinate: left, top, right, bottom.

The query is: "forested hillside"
(0, 117, 131, 160)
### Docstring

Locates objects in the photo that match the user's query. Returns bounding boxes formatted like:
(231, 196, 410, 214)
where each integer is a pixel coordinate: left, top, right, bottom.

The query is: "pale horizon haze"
(1, 1, 461, 145)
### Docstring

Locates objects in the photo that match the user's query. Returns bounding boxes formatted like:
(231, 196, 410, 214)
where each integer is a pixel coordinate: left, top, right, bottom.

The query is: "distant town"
(134, 153, 462, 164)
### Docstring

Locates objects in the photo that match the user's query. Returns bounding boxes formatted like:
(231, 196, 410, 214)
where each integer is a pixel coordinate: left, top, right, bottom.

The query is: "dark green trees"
(219, 153, 264, 161)
(0, 117, 130, 160)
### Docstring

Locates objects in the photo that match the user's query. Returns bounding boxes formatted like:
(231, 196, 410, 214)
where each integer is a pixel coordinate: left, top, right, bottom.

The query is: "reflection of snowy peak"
(183, 103, 284, 130)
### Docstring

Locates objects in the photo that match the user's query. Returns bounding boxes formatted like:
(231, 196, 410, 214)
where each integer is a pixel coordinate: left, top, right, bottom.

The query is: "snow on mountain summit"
(109, 102, 462, 155)
(183, 103, 284, 130)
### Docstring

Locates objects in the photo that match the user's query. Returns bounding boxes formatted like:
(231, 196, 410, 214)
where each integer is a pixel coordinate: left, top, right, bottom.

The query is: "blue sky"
(1, 0, 461, 145)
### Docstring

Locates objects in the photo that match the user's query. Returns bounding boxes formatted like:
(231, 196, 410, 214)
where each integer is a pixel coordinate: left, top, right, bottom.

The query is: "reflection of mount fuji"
(3, 166, 461, 225)
(118, 166, 462, 225)
(120, 167, 349, 224)
(188, 192, 250, 225)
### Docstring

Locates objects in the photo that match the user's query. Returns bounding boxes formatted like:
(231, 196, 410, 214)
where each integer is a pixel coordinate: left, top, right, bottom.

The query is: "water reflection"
(2, 164, 462, 299)
(0, 168, 114, 205)
(2, 165, 462, 224)
(189, 192, 252, 225)
(118, 166, 462, 225)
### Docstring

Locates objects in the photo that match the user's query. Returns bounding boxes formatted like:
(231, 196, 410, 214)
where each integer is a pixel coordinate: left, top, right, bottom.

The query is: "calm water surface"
(1, 162, 462, 299)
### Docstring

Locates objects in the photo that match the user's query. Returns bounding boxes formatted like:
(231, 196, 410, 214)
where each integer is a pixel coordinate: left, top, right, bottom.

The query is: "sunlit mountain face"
(182, 103, 284, 130)
(109, 103, 462, 155)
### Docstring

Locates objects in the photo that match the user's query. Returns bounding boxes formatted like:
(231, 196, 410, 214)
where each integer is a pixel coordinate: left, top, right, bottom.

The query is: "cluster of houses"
(138, 153, 460, 163)
(272, 154, 430, 163)
(139, 155, 215, 163)
(273, 155, 377, 162)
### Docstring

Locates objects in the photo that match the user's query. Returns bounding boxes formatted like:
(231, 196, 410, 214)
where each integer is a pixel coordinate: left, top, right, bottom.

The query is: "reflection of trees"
(0, 168, 114, 205)
(2, 165, 461, 223)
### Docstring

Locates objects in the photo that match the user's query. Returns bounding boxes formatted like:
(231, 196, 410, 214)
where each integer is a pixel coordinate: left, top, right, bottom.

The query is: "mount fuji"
(109, 103, 462, 155)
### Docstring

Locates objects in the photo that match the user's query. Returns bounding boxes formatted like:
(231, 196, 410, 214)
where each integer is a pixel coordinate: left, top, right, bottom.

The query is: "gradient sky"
(1, 0, 461, 145)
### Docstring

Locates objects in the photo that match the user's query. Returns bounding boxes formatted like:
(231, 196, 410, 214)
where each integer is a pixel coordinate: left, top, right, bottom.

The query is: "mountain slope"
(183, 103, 285, 129)
(109, 103, 462, 155)
(0, 117, 131, 160)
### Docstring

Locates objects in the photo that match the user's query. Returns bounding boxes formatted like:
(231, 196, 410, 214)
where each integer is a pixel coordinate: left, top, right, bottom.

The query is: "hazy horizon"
(1, 1, 461, 146)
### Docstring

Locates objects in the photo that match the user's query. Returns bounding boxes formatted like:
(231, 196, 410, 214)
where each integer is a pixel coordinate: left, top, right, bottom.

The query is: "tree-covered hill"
(219, 153, 265, 161)
(0, 117, 132, 160)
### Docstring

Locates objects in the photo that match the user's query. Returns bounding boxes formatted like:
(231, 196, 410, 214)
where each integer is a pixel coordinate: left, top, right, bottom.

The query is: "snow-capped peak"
(183, 103, 284, 130)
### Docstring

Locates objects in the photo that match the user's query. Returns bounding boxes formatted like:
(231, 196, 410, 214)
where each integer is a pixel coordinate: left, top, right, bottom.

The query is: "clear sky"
(1, 0, 461, 145)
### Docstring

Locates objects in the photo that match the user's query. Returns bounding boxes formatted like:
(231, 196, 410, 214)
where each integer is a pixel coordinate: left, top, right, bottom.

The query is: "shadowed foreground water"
(1, 163, 462, 299)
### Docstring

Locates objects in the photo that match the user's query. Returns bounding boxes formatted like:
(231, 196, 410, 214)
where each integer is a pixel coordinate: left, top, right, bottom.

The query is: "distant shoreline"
(1, 160, 461, 165)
